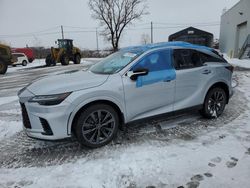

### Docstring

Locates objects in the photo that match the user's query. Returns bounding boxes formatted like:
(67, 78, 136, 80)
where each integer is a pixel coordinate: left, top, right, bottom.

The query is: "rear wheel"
(74, 104, 119, 148)
(22, 60, 28, 66)
(74, 54, 81, 64)
(201, 87, 227, 118)
(0, 59, 8, 74)
(61, 55, 70, 66)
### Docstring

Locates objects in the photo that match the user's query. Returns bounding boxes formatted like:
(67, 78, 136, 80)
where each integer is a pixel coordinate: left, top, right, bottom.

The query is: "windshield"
(90, 51, 141, 74)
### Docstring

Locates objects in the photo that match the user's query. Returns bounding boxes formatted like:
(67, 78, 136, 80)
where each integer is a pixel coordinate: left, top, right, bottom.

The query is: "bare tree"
(141, 33, 150, 44)
(89, 0, 148, 51)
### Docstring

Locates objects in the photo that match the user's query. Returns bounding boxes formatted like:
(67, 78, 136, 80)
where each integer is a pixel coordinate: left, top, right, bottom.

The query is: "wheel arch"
(69, 99, 125, 135)
(205, 82, 230, 104)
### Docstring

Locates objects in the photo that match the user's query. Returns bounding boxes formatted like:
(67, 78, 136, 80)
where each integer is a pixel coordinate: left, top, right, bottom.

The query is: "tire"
(61, 55, 70, 66)
(74, 54, 81, 64)
(22, 60, 28, 66)
(74, 104, 119, 148)
(0, 59, 8, 74)
(45, 54, 52, 66)
(200, 87, 227, 119)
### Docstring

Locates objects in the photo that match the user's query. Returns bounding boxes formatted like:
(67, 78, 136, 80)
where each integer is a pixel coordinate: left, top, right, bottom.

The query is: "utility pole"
(96, 28, 99, 51)
(61, 25, 64, 39)
(151, 21, 153, 43)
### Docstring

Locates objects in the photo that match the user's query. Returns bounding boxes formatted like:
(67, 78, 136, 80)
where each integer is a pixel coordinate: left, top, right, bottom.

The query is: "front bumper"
(19, 89, 74, 140)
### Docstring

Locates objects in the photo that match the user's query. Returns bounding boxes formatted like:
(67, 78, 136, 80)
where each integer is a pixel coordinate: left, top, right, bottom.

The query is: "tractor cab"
(57, 39, 73, 50)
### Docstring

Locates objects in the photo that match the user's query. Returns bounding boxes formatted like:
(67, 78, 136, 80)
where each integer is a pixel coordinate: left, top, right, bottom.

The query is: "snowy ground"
(0, 58, 250, 188)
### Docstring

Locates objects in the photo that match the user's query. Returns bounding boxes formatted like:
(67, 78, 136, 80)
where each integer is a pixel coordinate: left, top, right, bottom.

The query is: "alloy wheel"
(207, 90, 225, 117)
(82, 110, 116, 145)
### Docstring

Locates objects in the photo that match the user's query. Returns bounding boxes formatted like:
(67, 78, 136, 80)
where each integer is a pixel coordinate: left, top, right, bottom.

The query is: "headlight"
(29, 92, 71, 106)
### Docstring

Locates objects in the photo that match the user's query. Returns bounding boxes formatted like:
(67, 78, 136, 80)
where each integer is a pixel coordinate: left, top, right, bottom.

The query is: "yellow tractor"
(45, 39, 81, 66)
(0, 43, 15, 74)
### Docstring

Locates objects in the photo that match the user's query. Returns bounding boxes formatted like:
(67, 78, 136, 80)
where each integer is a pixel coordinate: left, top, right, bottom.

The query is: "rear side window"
(200, 52, 226, 63)
(173, 49, 203, 69)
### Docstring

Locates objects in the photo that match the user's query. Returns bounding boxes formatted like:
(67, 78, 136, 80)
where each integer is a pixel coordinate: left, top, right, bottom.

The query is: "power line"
(0, 26, 60, 37)
(0, 22, 220, 39)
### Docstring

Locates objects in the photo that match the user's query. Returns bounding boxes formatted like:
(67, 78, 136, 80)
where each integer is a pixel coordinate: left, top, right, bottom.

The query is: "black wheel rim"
(207, 91, 225, 117)
(82, 110, 115, 144)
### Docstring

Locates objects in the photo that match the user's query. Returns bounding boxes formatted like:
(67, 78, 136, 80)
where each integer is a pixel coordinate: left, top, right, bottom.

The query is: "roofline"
(168, 26, 213, 39)
(221, 0, 241, 17)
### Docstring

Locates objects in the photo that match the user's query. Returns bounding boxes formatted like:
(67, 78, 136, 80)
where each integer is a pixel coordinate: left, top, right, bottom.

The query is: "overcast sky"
(0, 0, 239, 50)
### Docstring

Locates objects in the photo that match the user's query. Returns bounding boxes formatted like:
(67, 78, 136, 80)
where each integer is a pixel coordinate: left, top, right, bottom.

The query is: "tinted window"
(13, 54, 24, 58)
(200, 52, 225, 63)
(132, 50, 172, 72)
(173, 49, 203, 69)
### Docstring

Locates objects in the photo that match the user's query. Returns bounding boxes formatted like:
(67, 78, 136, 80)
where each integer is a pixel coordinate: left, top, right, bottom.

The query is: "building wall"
(220, 0, 250, 58)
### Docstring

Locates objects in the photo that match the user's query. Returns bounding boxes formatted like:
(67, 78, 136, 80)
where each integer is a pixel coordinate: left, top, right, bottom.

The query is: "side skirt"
(126, 105, 203, 125)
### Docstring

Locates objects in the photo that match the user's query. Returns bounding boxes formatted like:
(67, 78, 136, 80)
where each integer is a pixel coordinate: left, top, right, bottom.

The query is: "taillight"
(225, 65, 234, 73)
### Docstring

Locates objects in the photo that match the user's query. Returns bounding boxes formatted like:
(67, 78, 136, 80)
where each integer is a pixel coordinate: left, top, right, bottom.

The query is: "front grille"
(39, 118, 53, 136)
(20, 103, 32, 129)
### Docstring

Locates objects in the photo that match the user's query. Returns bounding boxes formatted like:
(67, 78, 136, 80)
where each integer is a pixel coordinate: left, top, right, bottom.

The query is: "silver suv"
(18, 42, 234, 148)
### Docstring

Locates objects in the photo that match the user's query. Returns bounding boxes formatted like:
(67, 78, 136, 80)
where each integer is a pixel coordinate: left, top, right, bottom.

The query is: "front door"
(122, 49, 176, 121)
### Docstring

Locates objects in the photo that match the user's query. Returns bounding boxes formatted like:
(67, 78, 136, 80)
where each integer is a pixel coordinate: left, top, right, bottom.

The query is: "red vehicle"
(11, 48, 35, 63)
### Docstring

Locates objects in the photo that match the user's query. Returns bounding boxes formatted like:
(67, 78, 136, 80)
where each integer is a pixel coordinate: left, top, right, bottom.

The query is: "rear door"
(173, 49, 214, 111)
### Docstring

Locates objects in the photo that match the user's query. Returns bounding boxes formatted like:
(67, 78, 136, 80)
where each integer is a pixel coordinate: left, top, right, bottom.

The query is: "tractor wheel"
(74, 54, 81, 64)
(0, 59, 8, 74)
(61, 55, 70, 66)
(45, 54, 53, 66)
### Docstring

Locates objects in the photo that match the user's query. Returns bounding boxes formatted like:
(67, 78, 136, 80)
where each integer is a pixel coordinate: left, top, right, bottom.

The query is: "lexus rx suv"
(18, 42, 233, 148)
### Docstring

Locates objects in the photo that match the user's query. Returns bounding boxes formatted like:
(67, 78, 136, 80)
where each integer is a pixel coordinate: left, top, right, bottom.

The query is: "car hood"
(27, 70, 109, 95)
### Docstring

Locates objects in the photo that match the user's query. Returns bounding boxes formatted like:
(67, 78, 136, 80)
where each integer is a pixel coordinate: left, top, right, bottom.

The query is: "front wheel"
(45, 54, 52, 66)
(201, 88, 227, 118)
(61, 55, 70, 66)
(74, 104, 119, 148)
(22, 60, 28, 66)
(74, 54, 81, 64)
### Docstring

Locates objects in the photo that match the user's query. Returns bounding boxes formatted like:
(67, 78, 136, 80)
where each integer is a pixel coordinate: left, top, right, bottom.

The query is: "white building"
(220, 0, 250, 58)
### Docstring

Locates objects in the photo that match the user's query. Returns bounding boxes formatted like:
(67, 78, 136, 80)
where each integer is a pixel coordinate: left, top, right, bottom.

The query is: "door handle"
(202, 70, 212, 74)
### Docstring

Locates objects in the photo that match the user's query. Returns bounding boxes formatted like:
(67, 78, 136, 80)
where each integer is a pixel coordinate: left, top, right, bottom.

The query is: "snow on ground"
(0, 120, 22, 141)
(0, 96, 18, 106)
(225, 55, 250, 69)
(0, 58, 250, 188)
(7, 58, 98, 73)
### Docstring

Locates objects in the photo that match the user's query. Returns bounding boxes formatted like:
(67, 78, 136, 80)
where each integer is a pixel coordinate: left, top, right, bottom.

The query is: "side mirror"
(127, 68, 149, 81)
(55, 41, 57, 44)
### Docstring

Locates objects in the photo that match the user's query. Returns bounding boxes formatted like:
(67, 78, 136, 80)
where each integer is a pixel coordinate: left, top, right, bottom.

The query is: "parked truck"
(11, 48, 35, 63)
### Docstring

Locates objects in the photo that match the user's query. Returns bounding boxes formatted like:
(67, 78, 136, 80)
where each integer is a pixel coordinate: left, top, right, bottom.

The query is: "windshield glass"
(90, 51, 142, 74)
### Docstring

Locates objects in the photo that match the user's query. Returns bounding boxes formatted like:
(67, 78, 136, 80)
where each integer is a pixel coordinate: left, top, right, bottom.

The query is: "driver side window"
(132, 50, 171, 72)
